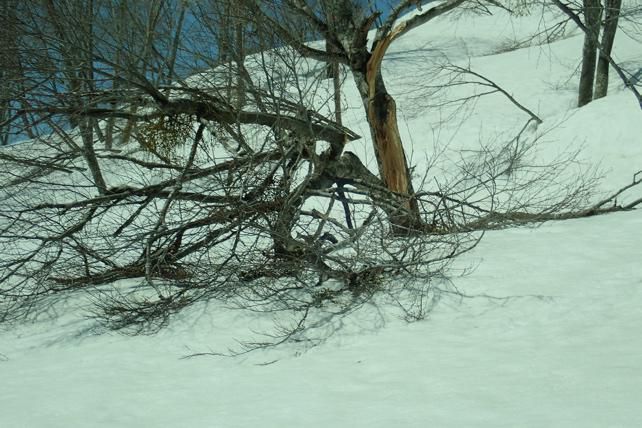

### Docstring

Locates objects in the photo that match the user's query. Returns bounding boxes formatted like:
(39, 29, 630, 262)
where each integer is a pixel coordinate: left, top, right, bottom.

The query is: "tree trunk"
(332, 64, 342, 126)
(79, 118, 107, 194)
(0, 0, 13, 146)
(234, 22, 247, 109)
(324, 6, 342, 128)
(353, 68, 420, 229)
(594, 0, 621, 100)
(578, 0, 602, 107)
(327, 46, 343, 127)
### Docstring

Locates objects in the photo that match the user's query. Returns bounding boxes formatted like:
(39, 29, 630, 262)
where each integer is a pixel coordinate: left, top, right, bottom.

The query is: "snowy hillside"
(1, 5, 642, 428)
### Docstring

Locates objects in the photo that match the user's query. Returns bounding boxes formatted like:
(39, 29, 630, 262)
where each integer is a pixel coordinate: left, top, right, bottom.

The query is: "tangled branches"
(2, 104, 630, 350)
(0, 93, 474, 339)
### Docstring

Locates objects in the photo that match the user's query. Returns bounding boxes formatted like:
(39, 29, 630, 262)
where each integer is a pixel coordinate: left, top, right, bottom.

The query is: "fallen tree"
(0, 0, 639, 351)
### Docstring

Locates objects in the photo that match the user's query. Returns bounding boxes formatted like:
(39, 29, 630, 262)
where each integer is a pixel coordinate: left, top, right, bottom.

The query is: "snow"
(1, 6, 642, 428)
(2, 210, 641, 427)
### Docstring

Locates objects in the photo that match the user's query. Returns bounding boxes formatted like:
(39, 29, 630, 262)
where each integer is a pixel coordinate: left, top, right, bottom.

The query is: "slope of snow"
(1, 6, 642, 428)
(1, 211, 640, 428)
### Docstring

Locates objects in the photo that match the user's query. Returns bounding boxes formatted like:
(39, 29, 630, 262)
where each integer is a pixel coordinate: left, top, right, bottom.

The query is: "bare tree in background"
(0, 0, 16, 146)
(575, 0, 603, 107)
(100, 0, 190, 149)
(195, 0, 248, 108)
(42, 0, 108, 193)
(553, 0, 634, 106)
(594, 0, 622, 99)
(499, 0, 640, 107)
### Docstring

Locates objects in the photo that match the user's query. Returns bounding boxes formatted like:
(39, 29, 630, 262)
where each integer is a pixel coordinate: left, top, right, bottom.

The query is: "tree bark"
(356, 29, 421, 229)
(80, 119, 108, 194)
(0, 0, 16, 145)
(332, 64, 342, 126)
(577, 0, 602, 107)
(594, 0, 621, 100)
(353, 68, 420, 229)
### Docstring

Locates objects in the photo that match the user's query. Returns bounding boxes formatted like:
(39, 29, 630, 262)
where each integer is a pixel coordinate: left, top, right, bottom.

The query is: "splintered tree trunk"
(594, 0, 621, 100)
(358, 32, 420, 230)
(578, 0, 603, 107)
(353, 68, 420, 230)
(365, 74, 413, 200)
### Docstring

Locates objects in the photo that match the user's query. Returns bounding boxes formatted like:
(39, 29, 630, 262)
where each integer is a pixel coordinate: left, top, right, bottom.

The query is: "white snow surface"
(2, 7, 642, 428)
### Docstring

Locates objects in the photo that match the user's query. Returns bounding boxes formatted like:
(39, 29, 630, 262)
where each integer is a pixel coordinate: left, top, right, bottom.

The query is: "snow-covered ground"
(2, 6, 642, 428)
